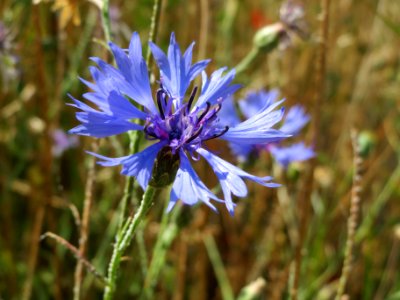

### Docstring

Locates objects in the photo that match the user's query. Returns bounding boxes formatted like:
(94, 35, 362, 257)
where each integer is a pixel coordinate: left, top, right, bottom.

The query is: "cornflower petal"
(221, 101, 290, 144)
(238, 89, 280, 119)
(196, 68, 241, 109)
(168, 151, 220, 212)
(197, 148, 280, 213)
(149, 33, 210, 106)
(107, 33, 158, 114)
(217, 96, 241, 127)
(88, 142, 166, 190)
(280, 105, 310, 134)
(68, 92, 144, 137)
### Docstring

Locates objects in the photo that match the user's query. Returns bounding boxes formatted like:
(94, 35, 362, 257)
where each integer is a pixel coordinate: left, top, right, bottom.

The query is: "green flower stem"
(101, 0, 112, 43)
(146, 0, 163, 68)
(234, 47, 260, 76)
(141, 202, 182, 300)
(103, 186, 156, 300)
(204, 235, 235, 300)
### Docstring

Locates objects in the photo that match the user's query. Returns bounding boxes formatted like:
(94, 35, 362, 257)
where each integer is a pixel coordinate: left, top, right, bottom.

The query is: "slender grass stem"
(141, 202, 182, 300)
(103, 186, 156, 300)
(335, 130, 364, 300)
(73, 142, 98, 300)
(101, 0, 112, 43)
(22, 5, 52, 300)
(204, 235, 235, 300)
(146, 0, 163, 69)
(290, 0, 330, 299)
(42, 232, 107, 286)
(356, 155, 400, 242)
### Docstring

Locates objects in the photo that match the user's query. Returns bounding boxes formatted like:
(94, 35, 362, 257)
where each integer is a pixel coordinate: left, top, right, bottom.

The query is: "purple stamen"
(205, 104, 222, 121)
(197, 102, 211, 123)
(204, 126, 229, 141)
(186, 86, 198, 114)
(186, 125, 204, 143)
(157, 89, 166, 119)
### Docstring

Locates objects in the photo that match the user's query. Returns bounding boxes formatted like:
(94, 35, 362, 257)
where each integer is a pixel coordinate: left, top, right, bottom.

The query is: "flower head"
(219, 89, 314, 167)
(69, 33, 290, 215)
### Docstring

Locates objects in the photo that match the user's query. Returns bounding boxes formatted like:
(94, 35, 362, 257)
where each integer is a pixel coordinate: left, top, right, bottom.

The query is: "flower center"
(169, 127, 182, 140)
(143, 86, 229, 151)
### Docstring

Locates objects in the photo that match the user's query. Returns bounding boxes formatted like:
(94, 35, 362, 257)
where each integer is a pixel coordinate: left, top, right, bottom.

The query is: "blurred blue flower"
(269, 142, 315, 168)
(52, 129, 79, 157)
(219, 89, 314, 167)
(69, 33, 289, 215)
(279, 104, 309, 135)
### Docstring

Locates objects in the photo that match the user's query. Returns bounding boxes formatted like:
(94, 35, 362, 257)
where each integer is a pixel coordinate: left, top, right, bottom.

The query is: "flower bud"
(253, 23, 283, 52)
(149, 146, 180, 188)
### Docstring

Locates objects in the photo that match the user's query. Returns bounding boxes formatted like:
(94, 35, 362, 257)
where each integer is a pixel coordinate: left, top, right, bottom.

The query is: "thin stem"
(42, 232, 107, 286)
(62, 7, 97, 94)
(117, 177, 135, 232)
(103, 186, 156, 300)
(22, 5, 52, 300)
(215, 0, 238, 65)
(146, 0, 163, 69)
(141, 202, 182, 300)
(135, 224, 149, 277)
(72, 2, 110, 298)
(234, 47, 260, 75)
(335, 130, 364, 300)
(204, 235, 235, 300)
(373, 234, 400, 300)
(198, 0, 209, 60)
(290, 0, 330, 299)
(356, 155, 400, 242)
(73, 142, 98, 300)
(101, 0, 112, 43)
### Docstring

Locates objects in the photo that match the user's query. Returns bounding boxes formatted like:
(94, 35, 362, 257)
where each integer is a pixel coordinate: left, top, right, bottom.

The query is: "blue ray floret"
(69, 32, 290, 215)
(219, 89, 315, 166)
(269, 142, 315, 168)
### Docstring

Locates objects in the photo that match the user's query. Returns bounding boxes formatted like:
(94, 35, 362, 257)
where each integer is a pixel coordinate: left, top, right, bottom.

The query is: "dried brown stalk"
(173, 233, 188, 300)
(198, 0, 209, 60)
(22, 5, 53, 300)
(41, 232, 107, 285)
(335, 129, 364, 300)
(290, 0, 330, 299)
(73, 142, 98, 300)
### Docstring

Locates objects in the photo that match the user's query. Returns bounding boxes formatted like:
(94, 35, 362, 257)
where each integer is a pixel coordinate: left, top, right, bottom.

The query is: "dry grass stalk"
(335, 129, 364, 299)
(41, 232, 107, 285)
(290, 0, 331, 299)
(22, 5, 53, 300)
(73, 141, 98, 300)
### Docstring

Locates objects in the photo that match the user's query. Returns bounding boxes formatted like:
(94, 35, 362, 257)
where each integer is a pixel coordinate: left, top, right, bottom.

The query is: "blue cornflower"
(269, 142, 315, 168)
(219, 89, 315, 167)
(69, 33, 289, 215)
